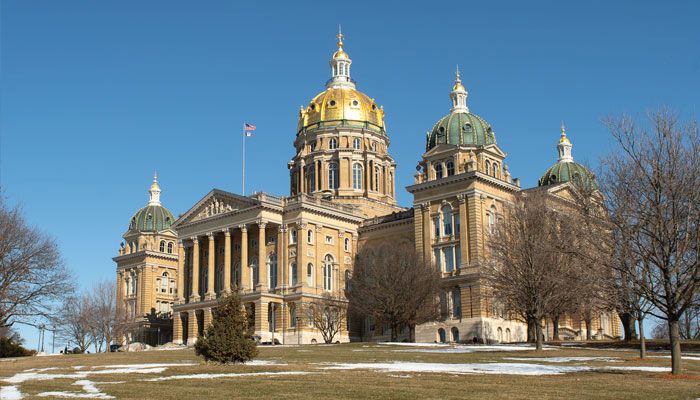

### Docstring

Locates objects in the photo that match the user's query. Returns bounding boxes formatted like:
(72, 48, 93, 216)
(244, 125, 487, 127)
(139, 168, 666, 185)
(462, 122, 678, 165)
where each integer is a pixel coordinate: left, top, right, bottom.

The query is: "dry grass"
(1, 343, 699, 399)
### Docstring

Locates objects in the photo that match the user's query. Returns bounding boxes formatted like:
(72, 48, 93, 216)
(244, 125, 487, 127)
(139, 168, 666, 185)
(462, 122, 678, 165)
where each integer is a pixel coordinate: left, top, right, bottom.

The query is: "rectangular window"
(455, 214, 460, 234)
(444, 217, 452, 236)
(444, 247, 454, 272)
(433, 248, 441, 271)
(455, 245, 461, 269)
(325, 235, 333, 244)
(433, 217, 440, 238)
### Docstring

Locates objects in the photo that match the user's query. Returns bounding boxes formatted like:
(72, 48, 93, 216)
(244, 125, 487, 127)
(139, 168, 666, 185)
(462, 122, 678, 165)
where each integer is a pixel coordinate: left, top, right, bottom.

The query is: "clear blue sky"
(2, 0, 698, 349)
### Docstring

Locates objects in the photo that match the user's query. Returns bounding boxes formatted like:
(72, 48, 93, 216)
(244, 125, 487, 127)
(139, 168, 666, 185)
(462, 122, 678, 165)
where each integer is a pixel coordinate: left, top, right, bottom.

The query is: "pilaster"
(190, 237, 200, 302)
(207, 233, 215, 299)
(223, 228, 231, 293)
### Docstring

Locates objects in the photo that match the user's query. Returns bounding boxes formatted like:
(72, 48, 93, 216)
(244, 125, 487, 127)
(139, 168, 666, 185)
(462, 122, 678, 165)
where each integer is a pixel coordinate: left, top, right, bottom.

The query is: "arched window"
(308, 165, 316, 192)
(130, 271, 137, 295)
(352, 138, 361, 150)
(329, 138, 337, 150)
(497, 327, 503, 342)
(492, 163, 499, 178)
(306, 263, 314, 287)
(373, 166, 380, 191)
(352, 163, 363, 190)
(446, 161, 455, 176)
(289, 304, 297, 328)
(485, 160, 491, 175)
(344, 237, 350, 252)
(328, 163, 339, 190)
(344, 270, 351, 292)
(435, 164, 443, 179)
(442, 205, 453, 236)
(307, 229, 313, 244)
(161, 272, 169, 293)
(290, 229, 297, 244)
(167, 242, 173, 254)
(290, 262, 298, 286)
(268, 253, 277, 289)
(159, 240, 165, 252)
(438, 328, 446, 343)
(323, 255, 333, 291)
(451, 327, 460, 342)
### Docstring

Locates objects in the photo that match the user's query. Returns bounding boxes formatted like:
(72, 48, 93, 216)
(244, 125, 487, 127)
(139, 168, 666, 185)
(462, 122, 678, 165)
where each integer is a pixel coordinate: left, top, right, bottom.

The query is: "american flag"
(244, 123, 256, 137)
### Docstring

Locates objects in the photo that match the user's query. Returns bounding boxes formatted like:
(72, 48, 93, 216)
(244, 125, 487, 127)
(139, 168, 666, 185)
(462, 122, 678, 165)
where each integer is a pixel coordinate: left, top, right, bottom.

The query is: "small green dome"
(426, 111, 496, 151)
(538, 161, 597, 188)
(128, 204, 174, 232)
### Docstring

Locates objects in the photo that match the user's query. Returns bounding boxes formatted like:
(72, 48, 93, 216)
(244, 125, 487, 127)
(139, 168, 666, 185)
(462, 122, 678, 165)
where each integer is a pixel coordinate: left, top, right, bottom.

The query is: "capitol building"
(113, 31, 620, 346)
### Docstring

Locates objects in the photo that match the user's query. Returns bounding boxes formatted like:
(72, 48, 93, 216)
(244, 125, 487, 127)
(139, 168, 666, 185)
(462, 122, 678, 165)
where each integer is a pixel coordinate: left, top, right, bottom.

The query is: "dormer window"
(352, 138, 361, 150)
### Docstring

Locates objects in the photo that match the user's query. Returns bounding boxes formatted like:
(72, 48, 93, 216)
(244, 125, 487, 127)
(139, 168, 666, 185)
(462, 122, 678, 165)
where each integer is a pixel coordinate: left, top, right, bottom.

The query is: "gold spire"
(452, 65, 466, 92)
(148, 172, 162, 206)
(559, 121, 571, 144)
(332, 25, 349, 60)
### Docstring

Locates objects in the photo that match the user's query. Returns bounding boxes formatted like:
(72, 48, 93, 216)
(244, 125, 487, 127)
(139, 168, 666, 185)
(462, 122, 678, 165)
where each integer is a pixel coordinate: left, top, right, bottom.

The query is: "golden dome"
(297, 86, 385, 134)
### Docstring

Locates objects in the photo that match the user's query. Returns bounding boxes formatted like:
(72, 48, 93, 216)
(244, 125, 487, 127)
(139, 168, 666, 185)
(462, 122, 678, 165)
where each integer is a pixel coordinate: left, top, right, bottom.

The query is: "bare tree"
(601, 109, 700, 374)
(0, 201, 72, 329)
(485, 191, 586, 350)
(86, 281, 116, 352)
(304, 293, 347, 344)
(346, 243, 441, 342)
(55, 293, 93, 353)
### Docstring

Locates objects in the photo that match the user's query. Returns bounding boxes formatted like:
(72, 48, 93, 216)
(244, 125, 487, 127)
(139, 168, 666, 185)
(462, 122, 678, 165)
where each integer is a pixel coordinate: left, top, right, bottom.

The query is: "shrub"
(194, 291, 257, 363)
(0, 337, 34, 358)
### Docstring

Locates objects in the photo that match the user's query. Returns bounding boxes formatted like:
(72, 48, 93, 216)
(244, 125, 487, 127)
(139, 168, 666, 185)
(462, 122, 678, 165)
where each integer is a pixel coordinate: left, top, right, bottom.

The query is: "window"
(251, 258, 259, 288)
(455, 244, 461, 268)
(325, 235, 333, 244)
(289, 304, 297, 327)
(268, 253, 277, 289)
(323, 255, 333, 291)
(452, 287, 461, 318)
(433, 217, 440, 238)
(446, 161, 455, 176)
(489, 205, 497, 233)
(290, 229, 297, 244)
(345, 270, 351, 292)
(373, 166, 380, 191)
(352, 163, 363, 190)
(159, 240, 165, 252)
(310, 141, 317, 151)
(308, 165, 316, 192)
(167, 242, 173, 254)
(328, 163, 339, 189)
(130, 271, 137, 295)
(435, 164, 443, 179)
(329, 138, 337, 149)
(344, 237, 350, 252)
(455, 213, 461, 234)
(306, 263, 314, 287)
(352, 138, 361, 150)
(216, 265, 223, 293)
(307, 229, 313, 244)
(161, 272, 169, 293)
(433, 248, 441, 271)
(268, 303, 276, 332)
(290, 262, 298, 286)
(442, 206, 453, 236)
(444, 246, 454, 272)
(485, 160, 491, 175)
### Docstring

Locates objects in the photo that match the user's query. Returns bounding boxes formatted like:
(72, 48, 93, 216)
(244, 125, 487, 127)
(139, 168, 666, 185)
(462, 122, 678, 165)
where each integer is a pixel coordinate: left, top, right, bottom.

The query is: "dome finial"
(337, 24, 344, 49)
(557, 123, 573, 162)
(450, 66, 468, 112)
(148, 172, 162, 206)
(328, 26, 353, 88)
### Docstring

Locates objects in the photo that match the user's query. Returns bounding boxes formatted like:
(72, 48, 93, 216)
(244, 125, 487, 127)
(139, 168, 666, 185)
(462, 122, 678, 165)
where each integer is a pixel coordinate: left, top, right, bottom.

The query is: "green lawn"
(1, 343, 698, 399)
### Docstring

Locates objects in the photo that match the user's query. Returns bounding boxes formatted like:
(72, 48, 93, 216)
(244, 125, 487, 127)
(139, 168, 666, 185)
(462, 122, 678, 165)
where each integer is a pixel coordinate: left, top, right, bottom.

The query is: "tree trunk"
(527, 317, 536, 343)
(553, 316, 560, 341)
(535, 320, 543, 351)
(391, 322, 398, 342)
(637, 316, 646, 359)
(668, 319, 682, 374)
(619, 312, 637, 341)
(585, 319, 592, 340)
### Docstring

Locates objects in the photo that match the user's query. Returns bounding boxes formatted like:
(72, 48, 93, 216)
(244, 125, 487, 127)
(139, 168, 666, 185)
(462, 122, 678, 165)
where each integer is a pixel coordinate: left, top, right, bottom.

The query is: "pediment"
(173, 189, 258, 227)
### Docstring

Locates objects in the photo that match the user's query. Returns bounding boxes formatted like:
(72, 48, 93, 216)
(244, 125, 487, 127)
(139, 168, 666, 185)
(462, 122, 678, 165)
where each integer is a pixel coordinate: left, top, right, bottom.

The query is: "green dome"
(426, 111, 496, 151)
(538, 161, 597, 188)
(128, 204, 175, 232)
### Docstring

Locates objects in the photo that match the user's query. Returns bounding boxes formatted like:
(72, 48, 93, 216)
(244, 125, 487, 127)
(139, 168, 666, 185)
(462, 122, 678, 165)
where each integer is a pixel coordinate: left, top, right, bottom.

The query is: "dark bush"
(194, 291, 257, 363)
(0, 337, 34, 358)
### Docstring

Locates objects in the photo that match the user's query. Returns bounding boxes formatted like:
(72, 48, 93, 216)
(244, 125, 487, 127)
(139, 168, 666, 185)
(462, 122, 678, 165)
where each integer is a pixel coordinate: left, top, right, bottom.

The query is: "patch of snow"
(387, 374, 413, 379)
(243, 360, 287, 366)
(143, 371, 309, 382)
(503, 357, 619, 363)
(37, 379, 114, 399)
(0, 385, 23, 400)
(320, 362, 586, 375)
(649, 355, 700, 361)
(603, 366, 670, 372)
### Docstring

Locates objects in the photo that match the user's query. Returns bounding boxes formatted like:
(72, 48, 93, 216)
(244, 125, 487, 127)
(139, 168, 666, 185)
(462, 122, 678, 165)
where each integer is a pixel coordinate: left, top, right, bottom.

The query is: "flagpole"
(242, 123, 246, 195)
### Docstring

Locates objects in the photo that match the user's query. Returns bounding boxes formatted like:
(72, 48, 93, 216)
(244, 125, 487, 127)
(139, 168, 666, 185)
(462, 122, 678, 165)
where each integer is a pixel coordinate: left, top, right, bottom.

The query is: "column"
(240, 225, 249, 291)
(457, 194, 470, 266)
(177, 241, 185, 303)
(137, 267, 145, 315)
(223, 228, 231, 293)
(203, 307, 213, 332)
(258, 221, 268, 290)
(187, 309, 197, 345)
(173, 312, 183, 344)
(277, 226, 285, 289)
(421, 203, 431, 267)
(190, 237, 200, 302)
(297, 222, 307, 286)
(207, 233, 215, 299)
